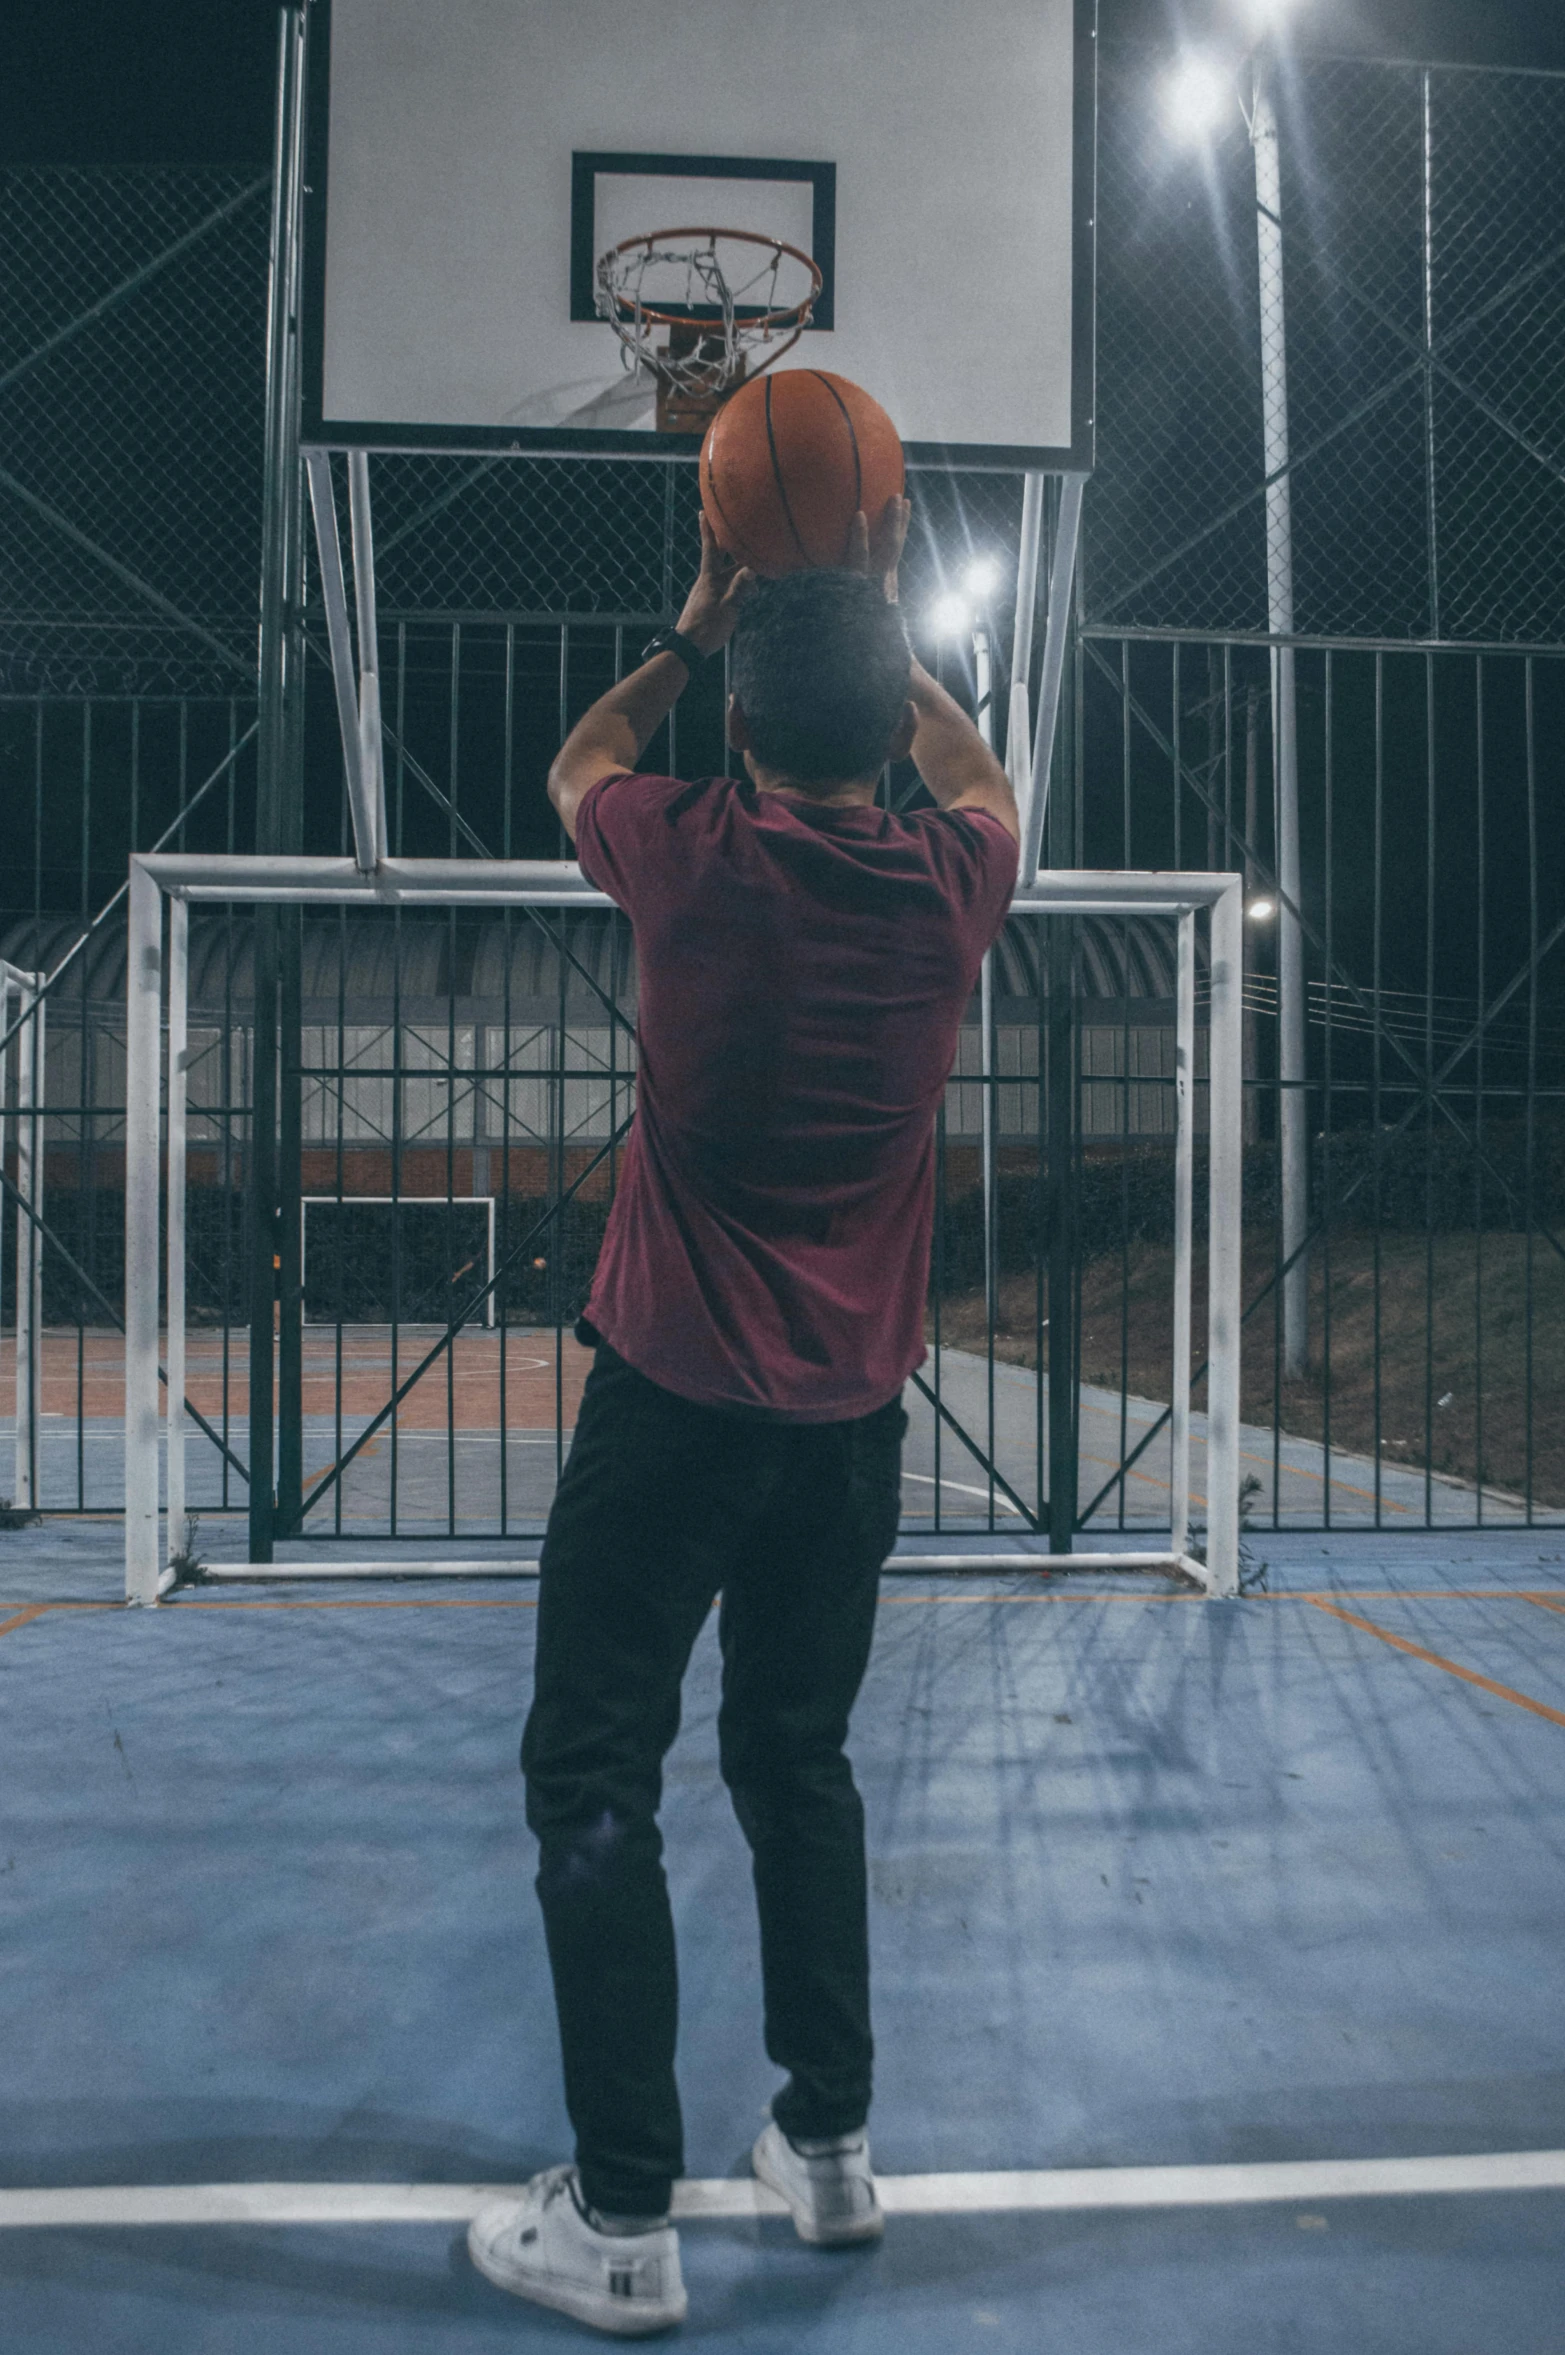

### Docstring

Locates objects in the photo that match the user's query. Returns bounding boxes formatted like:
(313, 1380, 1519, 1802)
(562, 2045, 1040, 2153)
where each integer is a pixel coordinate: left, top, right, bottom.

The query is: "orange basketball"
(699, 369, 906, 576)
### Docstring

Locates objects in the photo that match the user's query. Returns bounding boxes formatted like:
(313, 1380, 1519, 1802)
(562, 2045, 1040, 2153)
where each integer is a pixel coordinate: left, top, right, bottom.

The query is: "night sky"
(4, 0, 1563, 169)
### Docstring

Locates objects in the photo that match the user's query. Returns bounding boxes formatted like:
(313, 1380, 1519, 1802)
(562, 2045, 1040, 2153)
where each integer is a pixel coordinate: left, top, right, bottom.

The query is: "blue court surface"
(2, 1527, 1563, 2351)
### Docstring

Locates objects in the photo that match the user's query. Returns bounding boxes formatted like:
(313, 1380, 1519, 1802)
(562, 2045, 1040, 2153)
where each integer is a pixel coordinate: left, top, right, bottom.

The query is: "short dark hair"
(730, 571, 912, 786)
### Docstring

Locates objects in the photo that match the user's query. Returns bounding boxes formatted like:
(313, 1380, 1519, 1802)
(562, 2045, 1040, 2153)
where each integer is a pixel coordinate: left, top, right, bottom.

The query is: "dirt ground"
(933, 1228, 1565, 1510)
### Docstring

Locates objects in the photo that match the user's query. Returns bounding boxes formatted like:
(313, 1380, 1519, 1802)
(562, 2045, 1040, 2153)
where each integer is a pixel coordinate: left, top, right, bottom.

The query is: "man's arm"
(547, 519, 753, 843)
(845, 500, 1019, 846)
(906, 659, 1020, 846)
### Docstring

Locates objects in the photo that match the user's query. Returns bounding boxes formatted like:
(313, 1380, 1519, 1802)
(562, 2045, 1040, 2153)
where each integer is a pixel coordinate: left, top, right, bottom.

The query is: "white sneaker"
(468, 2166, 687, 2337)
(752, 2120, 885, 2246)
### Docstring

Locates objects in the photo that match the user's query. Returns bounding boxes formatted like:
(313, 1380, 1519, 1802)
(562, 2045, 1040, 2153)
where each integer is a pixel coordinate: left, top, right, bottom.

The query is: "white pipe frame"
(973, 624, 997, 1329)
(125, 861, 164, 1602)
(1169, 911, 1196, 1559)
(1, 963, 46, 1512)
(1005, 473, 1046, 798)
(164, 898, 188, 1575)
(304, 449, 383, 872)
(347, 450, 388, 863)
(123, 856, 1245, 1606)
(1019, 473, 1088, 885)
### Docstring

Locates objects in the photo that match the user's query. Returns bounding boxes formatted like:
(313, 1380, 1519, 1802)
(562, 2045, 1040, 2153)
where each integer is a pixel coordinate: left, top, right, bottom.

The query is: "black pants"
(522, 1339, 904, 2217)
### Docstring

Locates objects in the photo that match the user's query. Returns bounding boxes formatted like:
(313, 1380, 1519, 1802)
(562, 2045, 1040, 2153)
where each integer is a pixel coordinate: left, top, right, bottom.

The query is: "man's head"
(728, 571, 914, 792)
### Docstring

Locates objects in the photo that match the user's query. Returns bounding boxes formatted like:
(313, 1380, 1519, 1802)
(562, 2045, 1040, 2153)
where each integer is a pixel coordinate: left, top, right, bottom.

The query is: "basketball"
(699, 370, 906, 576)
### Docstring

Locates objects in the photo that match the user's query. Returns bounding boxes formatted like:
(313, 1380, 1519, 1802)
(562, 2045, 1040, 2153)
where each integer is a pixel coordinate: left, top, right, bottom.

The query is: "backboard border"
(299, 0, 1098, 474)
(568, 152, 838, 330)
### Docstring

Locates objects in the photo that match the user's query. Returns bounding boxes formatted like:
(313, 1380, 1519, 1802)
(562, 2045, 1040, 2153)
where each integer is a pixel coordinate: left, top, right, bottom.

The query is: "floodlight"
(1163, 52, 1233, 143)
(1246, 895, 1277, 922)
(963, 557, 1000, 599)
(1233, 0, 1301, 30)
(927, 591, 972, 637)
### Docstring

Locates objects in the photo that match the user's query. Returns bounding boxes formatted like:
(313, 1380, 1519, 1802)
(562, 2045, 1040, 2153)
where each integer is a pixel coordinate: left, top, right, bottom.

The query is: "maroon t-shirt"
(576, 771, 1017, 1421)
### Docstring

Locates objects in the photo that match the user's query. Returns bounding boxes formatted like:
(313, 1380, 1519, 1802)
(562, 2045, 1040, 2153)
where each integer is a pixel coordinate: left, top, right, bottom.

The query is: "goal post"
(124, 853, 1245, 1606)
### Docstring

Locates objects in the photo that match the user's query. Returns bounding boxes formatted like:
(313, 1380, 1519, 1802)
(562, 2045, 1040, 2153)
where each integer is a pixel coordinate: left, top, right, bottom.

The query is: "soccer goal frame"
(124, 853, 1244, 1607)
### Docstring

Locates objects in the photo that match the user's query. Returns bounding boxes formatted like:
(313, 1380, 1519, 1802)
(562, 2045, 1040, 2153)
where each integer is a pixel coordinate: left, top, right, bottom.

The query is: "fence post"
(250, 4, 308, 1559)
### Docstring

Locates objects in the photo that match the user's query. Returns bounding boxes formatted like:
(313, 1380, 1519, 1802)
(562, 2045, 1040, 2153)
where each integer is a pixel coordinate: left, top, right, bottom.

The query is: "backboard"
(301, 0, 1096, 469)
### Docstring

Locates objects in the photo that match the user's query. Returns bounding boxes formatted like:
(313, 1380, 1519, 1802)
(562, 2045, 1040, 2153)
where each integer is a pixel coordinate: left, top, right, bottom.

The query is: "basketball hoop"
(594, 227, 823, 433)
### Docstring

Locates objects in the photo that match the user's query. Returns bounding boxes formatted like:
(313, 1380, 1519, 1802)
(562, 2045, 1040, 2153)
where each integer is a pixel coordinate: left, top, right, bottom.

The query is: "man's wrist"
(643, 625, 714, 676)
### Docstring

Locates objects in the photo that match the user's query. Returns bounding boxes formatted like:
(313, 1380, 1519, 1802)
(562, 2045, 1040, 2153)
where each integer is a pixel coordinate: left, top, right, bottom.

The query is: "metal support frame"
(303, 447, 386, 872)
(1006, 474, 1046, 795)
(165, 900, 188, 1569)
(124, 854, 1245, 1607)
(1, 963, 46, 1511)
(1017, 474, 1089, 883)
(973, 622, 998, 1323)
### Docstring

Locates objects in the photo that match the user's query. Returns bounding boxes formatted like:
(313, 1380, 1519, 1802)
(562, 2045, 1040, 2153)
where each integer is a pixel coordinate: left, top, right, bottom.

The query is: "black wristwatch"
(641, 627, 711, 677)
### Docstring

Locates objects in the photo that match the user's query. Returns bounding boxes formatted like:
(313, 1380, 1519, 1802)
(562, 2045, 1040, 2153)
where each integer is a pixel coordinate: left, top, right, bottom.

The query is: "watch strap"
(642, 627, 709, 675)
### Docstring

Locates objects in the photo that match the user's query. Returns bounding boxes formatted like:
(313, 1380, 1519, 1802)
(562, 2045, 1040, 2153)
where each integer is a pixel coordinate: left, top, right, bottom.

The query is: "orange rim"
(597, 227, 823, 333)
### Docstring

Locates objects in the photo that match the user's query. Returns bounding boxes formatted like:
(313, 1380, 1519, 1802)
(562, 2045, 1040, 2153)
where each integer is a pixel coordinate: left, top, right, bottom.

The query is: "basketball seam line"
(700, 443, 762, 577)
(811, 371, 862, 550)
(764, 375, 812, 565)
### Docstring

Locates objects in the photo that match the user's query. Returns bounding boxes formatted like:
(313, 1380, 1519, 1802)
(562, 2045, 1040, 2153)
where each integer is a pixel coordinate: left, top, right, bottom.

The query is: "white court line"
(3, 2152, 1562, 2229)
(901, 1471, 1023, 1515)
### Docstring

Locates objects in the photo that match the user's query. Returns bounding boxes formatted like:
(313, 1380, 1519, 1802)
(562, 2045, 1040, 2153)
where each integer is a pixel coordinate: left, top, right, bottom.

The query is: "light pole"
(1165, 6, 1309, 1377)
(1249, 54, 1308, 1379)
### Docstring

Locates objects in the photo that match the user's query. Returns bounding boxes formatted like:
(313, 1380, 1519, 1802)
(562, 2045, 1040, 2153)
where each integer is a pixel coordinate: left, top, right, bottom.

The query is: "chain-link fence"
(2, 51, 1563, 1543)
(1087, 53, 1565, 643)
(0, 170, 269, 695)
(3, 56, 1559, 703)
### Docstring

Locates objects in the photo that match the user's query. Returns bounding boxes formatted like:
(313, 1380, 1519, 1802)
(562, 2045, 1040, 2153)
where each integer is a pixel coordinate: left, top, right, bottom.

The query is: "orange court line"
(1525, 1593, 1565, 1615)
(0, 1601, 116, 1639)
(1307, 1598, 1565, 1730)
(0, 1604, 52, 1640)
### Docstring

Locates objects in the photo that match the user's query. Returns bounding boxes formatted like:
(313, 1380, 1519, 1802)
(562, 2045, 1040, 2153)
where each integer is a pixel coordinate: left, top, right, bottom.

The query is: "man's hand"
(845, 496, 912, 604)
(675, 516, 755, 655)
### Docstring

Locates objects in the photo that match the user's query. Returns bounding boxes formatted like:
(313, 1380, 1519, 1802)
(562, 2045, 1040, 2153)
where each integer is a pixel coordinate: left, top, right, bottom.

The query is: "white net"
(593, 228, 822, 408)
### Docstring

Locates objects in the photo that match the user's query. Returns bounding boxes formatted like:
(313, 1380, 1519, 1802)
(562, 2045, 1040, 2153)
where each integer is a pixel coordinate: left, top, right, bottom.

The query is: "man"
(469, 502, 1018, 2335)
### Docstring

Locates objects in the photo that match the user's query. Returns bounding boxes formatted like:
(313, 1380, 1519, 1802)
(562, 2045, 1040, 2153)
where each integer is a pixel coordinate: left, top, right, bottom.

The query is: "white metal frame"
(305, 455, 1089, 889)
(124, 855, 1244, 1607)
(300, 1195, 497, 1329)
(1, 962, 46, 1513)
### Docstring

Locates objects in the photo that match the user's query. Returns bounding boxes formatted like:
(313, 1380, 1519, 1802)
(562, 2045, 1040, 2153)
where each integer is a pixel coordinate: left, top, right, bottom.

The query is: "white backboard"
(302, 0, 1096, 468)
